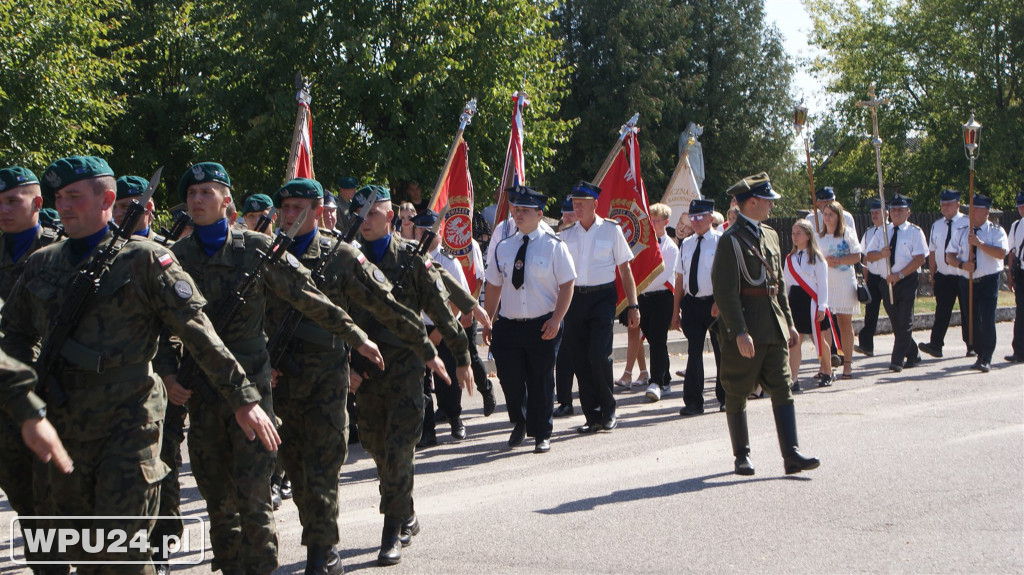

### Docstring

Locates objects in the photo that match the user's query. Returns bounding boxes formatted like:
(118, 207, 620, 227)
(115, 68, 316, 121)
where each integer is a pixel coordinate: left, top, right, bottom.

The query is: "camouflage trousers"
(0, 412, 60, 565)
(151, 403, 187, 560)
(356, 351, 424, 521)
(276, 375, 347, 547)
(187, 393, 277, 573)
(49, 421, 167, 574)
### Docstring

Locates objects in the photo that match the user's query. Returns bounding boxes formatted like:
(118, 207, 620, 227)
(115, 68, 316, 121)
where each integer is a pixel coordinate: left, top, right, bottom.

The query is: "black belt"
(685, 294, 714, 302)
(969, 273, 999, 283)
(574, 282, 615, 294)
(498, 312, 553, 323)
(639, 289, 671, 298)
(60, 363, 152, 389)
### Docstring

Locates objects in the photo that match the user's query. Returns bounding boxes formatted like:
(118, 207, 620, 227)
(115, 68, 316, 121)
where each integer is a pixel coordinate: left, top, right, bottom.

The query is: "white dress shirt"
(486, 228, 576, 319)
(674, 229, 721, 298)
(866, 221, 928, 273)
(861, 223, 893, 276)
(642, 233, 679, 294)
(423, 246, 469, 326)
(929, 213, 969, 277)
(486, 217, 554, 269)
(946, 221, 1008, 278)
(559, 218, 633, 286)
(1008, 219, 1024, 272)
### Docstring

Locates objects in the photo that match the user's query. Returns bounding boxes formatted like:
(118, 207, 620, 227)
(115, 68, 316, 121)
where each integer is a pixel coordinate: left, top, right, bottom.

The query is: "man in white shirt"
(670, 199, 723, 414)
(864, 194, 928, 372)
(806, 186, 857, 237)
(483, 187, 576, 453)
(1006, 191, 1024, 363)
(856, 198, 889, 356)
(920, 189, 971, 359)
(945, 194, 1008, 372)
(560, 180, 638, 434)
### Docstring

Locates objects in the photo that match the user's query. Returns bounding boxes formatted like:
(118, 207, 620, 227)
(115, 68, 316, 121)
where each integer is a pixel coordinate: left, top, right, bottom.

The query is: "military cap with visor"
(727, 172, 780, 201)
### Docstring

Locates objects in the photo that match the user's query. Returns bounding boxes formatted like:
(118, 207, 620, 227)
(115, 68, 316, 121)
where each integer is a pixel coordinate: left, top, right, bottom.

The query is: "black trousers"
(960, 275, 999, 364)
(466, 319, 494, 396)
(491, 314, 558, 440)
(637, 290, 673, 387)
(858, 272, 885, 352)
(881, 272, 920, 366)
(1014, 274, 1024, 358)
(929, 271, 970, 351)
(554, 333, 575, 406)
(680, 295, 723, 409)
(421, 330, 460, 440)
(564, 286, 617, 424)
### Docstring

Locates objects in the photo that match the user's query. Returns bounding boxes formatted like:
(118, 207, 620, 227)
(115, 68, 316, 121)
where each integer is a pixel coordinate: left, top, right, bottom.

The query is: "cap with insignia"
(115, 175, 150, 200)
(273, 178, 324, 207)
(815, 186, 836, 201)
(1016, 191, 1024, 207)
(508, 185, 546, 210)
(39, 208, 61, 228)
(241, 194, 274, 215)
(40, 156, 115, 203)
(0, 166, 39, 193)
(350, 185, 391, 210)
(688, 198, 715, 214)
(178, 162, 231, 202)
(939, 189, 962, 203)
(561, 197, 574, 214)
(338, 176, 359, 190)
(568, 180, 601, 200)
(323, 192, 338, 209)
(727, 172, 780, 201)
(866, 197, 883, 211)
(970, 194, 993, 209)
(887, 193, 912, 208)
(412, 209, 439, 228)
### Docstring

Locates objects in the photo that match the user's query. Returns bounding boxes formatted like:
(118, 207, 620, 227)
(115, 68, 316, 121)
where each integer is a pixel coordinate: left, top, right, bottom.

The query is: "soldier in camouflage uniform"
(240, 193, 276, 234)
(113, 175, 168, 243)
(266, 178, 448, 574)
(155, 162, 384, 574)
(0, 347, 73, 471)
(1, 156, 280, 573)
(352, 185, 473, 566)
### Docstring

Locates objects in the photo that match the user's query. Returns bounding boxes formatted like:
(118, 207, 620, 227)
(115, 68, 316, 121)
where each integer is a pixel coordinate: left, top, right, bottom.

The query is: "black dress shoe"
(679, 405, 704, 417)
(791, 380, 802, 394)
(534, 438, 550, 453)
(433, 408, 447, 424)
(280, 478, 292, 500)
(398, 514, 420, 547)
(507, 423, 526, 448)
(888, 363, 903, 373)
(270, 483, 282, 510)
(1005, 354, 1024, 363)
(602, 416, 617, 431)
(918, 342, 942, 358)
(972, 361, 991, 373)
(576, 422, 603, 434)
(415, 435, 438, 450)
(482, 387, 496, 417)
(783, 451, 821, 475)
(552, 404, 574, 418)
(966, 349, 977, 358)
(377, 521, 402, 566)
(904, 355, 922, 368)
(450, 417, 466, 440)
(854, 345, 874, 357)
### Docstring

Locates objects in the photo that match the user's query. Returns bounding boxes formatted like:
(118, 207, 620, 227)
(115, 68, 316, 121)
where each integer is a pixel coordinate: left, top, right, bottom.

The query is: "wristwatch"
(626, 304, 639, 311)
(898, 271, 904, 280)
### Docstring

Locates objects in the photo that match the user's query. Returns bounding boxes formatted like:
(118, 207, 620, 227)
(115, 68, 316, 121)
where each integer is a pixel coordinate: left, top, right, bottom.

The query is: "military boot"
(773, 403, 820, 475)
(377, 519, 403, 566)
(398, 514, 420, 547)
(726, 411, 755, 476)
(306, 545, 344, 575)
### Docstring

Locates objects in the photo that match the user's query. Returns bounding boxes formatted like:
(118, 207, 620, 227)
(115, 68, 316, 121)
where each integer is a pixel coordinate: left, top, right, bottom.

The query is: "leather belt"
(498, 313, 553, 323)
(685, 294, 714, 302)
(574, 282, 615, 294)
(639, 289, 671, 298)
(60, 363, 152, 389)
(740, 286, 778, 297)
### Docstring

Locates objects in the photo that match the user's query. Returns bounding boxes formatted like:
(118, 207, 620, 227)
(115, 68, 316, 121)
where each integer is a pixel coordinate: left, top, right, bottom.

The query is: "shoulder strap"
(230, 229, 246, 281)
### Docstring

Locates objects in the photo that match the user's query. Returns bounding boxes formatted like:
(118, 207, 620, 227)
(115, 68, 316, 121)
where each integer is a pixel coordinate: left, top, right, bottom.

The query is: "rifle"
(175, 207, 309, 401)
(34, 168, 163, 407)
(267, 189, 375, 376)
(254, 207, 277, 235)
(158, 210, 193, 244)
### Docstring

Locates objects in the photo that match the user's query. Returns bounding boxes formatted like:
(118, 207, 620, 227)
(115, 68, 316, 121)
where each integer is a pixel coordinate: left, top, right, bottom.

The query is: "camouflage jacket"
(0, 348, 37, 424)
(156, 228, 368, 393)
(0, 231, 256, 439)
(360, 235, 470, 366)
(0, 225, 62, 302)
(265, 229, 436, 398)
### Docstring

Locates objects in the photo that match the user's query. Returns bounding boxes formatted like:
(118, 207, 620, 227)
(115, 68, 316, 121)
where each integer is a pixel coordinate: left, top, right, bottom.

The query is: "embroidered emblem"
(173, 280, 193, 299)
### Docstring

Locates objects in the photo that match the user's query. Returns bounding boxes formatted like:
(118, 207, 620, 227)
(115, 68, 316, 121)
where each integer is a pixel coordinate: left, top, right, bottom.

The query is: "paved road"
(2, 322, 1022, 573)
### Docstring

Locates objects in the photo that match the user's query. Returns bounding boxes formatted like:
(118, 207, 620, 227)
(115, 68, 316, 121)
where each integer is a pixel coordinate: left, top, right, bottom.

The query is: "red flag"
(492, 91, 527, 239)
(294, 102, 314, 179)
(596, 130, 664, 314)
(430, 140, 479, 294)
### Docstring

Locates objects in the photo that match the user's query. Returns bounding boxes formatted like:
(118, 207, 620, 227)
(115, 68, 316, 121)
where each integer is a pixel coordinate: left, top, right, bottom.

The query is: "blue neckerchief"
(369, 234, 392, 263)
(194, 218, 229, 257)
(134, 226, 150, 238)
(6, 224, 39, 263)
(288, 228, 318, 258)
(68, 225, 111, 263)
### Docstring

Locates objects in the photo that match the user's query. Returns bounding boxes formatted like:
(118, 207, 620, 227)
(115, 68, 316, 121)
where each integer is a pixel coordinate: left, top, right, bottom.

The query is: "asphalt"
(2, 321, 1022, 574)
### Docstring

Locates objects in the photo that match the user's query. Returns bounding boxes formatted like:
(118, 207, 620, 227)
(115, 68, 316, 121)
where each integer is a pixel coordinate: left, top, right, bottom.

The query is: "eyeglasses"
(689, 213, 709, 220)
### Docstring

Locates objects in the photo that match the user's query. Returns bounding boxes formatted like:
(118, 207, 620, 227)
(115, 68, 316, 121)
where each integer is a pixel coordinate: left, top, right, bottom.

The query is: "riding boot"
(773, 403, 821, 475)
(726, 411, 755, 475)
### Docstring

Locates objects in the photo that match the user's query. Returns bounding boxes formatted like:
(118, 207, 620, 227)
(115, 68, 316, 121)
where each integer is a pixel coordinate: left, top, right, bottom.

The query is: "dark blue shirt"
(5, 224, 39, 263)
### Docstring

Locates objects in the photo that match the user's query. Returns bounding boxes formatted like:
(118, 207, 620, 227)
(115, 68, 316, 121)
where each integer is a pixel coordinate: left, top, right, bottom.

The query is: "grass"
(853, 290, 1016, 319)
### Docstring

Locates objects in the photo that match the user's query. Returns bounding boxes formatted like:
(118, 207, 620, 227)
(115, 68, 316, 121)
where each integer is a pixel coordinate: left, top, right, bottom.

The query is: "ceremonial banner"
(493, 91, 528, 239)
(286, 74, 315, 181)
(660, 152, 701, 226)
(595, 130, 664, 314)
(430, 140, 479, 294)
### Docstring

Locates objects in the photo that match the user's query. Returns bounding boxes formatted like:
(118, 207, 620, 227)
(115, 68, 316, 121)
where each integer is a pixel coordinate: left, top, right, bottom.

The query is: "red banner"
(429, 140, 479, 294)
(492, 91, 527, 241)
(596, 130, 664, 314)
(294, 102, 314, 179)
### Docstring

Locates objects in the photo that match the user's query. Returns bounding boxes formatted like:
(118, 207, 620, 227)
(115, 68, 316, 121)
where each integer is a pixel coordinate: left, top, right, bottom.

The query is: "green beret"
(273, 178, 324, 208)
(39, 208, 61, 228)
(0, 166, 39, 193)
(116, 175, 150, 200)
(338, 176, 359, 189)
(242, 193, 274, 215)
(350, 185, 391, 210)
(178, 162, 231, 202)
(40, 156, 115, 202)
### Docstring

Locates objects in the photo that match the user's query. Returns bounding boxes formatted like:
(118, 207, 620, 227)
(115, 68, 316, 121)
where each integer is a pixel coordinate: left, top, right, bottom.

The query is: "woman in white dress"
(785, 220, 833, 390)
(818, 201, 861, 379)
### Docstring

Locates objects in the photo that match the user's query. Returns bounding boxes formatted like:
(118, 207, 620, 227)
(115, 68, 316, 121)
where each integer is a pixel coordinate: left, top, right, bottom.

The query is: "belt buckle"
(767, 285, 778, 298)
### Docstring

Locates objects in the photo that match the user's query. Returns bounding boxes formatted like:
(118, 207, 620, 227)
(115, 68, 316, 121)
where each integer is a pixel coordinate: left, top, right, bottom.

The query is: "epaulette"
(604, 217, 620, 225)
(543, 230, 563, 242)
(151, 233, 169, 245)
(320, 227, 341, 238)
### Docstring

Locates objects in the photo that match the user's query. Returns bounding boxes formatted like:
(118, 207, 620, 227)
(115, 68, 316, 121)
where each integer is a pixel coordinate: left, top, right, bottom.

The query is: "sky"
(763, 0, 829, 110)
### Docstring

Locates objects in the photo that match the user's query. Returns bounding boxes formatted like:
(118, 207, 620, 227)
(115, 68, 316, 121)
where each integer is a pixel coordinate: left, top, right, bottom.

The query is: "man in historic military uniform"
(156, 162, 383, 574)
(267, 178, 447, 574)
(2, 156, 280, 572)
(712, 172, 820, 476)
(352, 185, 472, 566)
(240, 193, 276, 233)
(919, 189, 972, 359)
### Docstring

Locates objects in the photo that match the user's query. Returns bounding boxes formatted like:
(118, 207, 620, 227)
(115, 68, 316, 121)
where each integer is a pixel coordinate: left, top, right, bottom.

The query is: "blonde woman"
(398, 201, 417, 240)
(785, 220, 833, 390)
(817, 201, 861, 378)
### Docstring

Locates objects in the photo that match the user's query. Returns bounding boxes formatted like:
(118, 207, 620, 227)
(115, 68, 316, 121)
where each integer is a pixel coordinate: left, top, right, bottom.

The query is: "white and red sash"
(787, 253, 837, 354)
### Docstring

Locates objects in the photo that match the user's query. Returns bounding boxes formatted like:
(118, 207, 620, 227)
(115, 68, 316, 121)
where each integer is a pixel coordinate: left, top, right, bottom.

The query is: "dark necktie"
(689, 235, 703, 295)
(888, 225, 899, 268)
(797, 250, 803, 266)
(512, 236, 529, 289)
(944, 219, 953, 252)
(971, 227, 980, 264)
